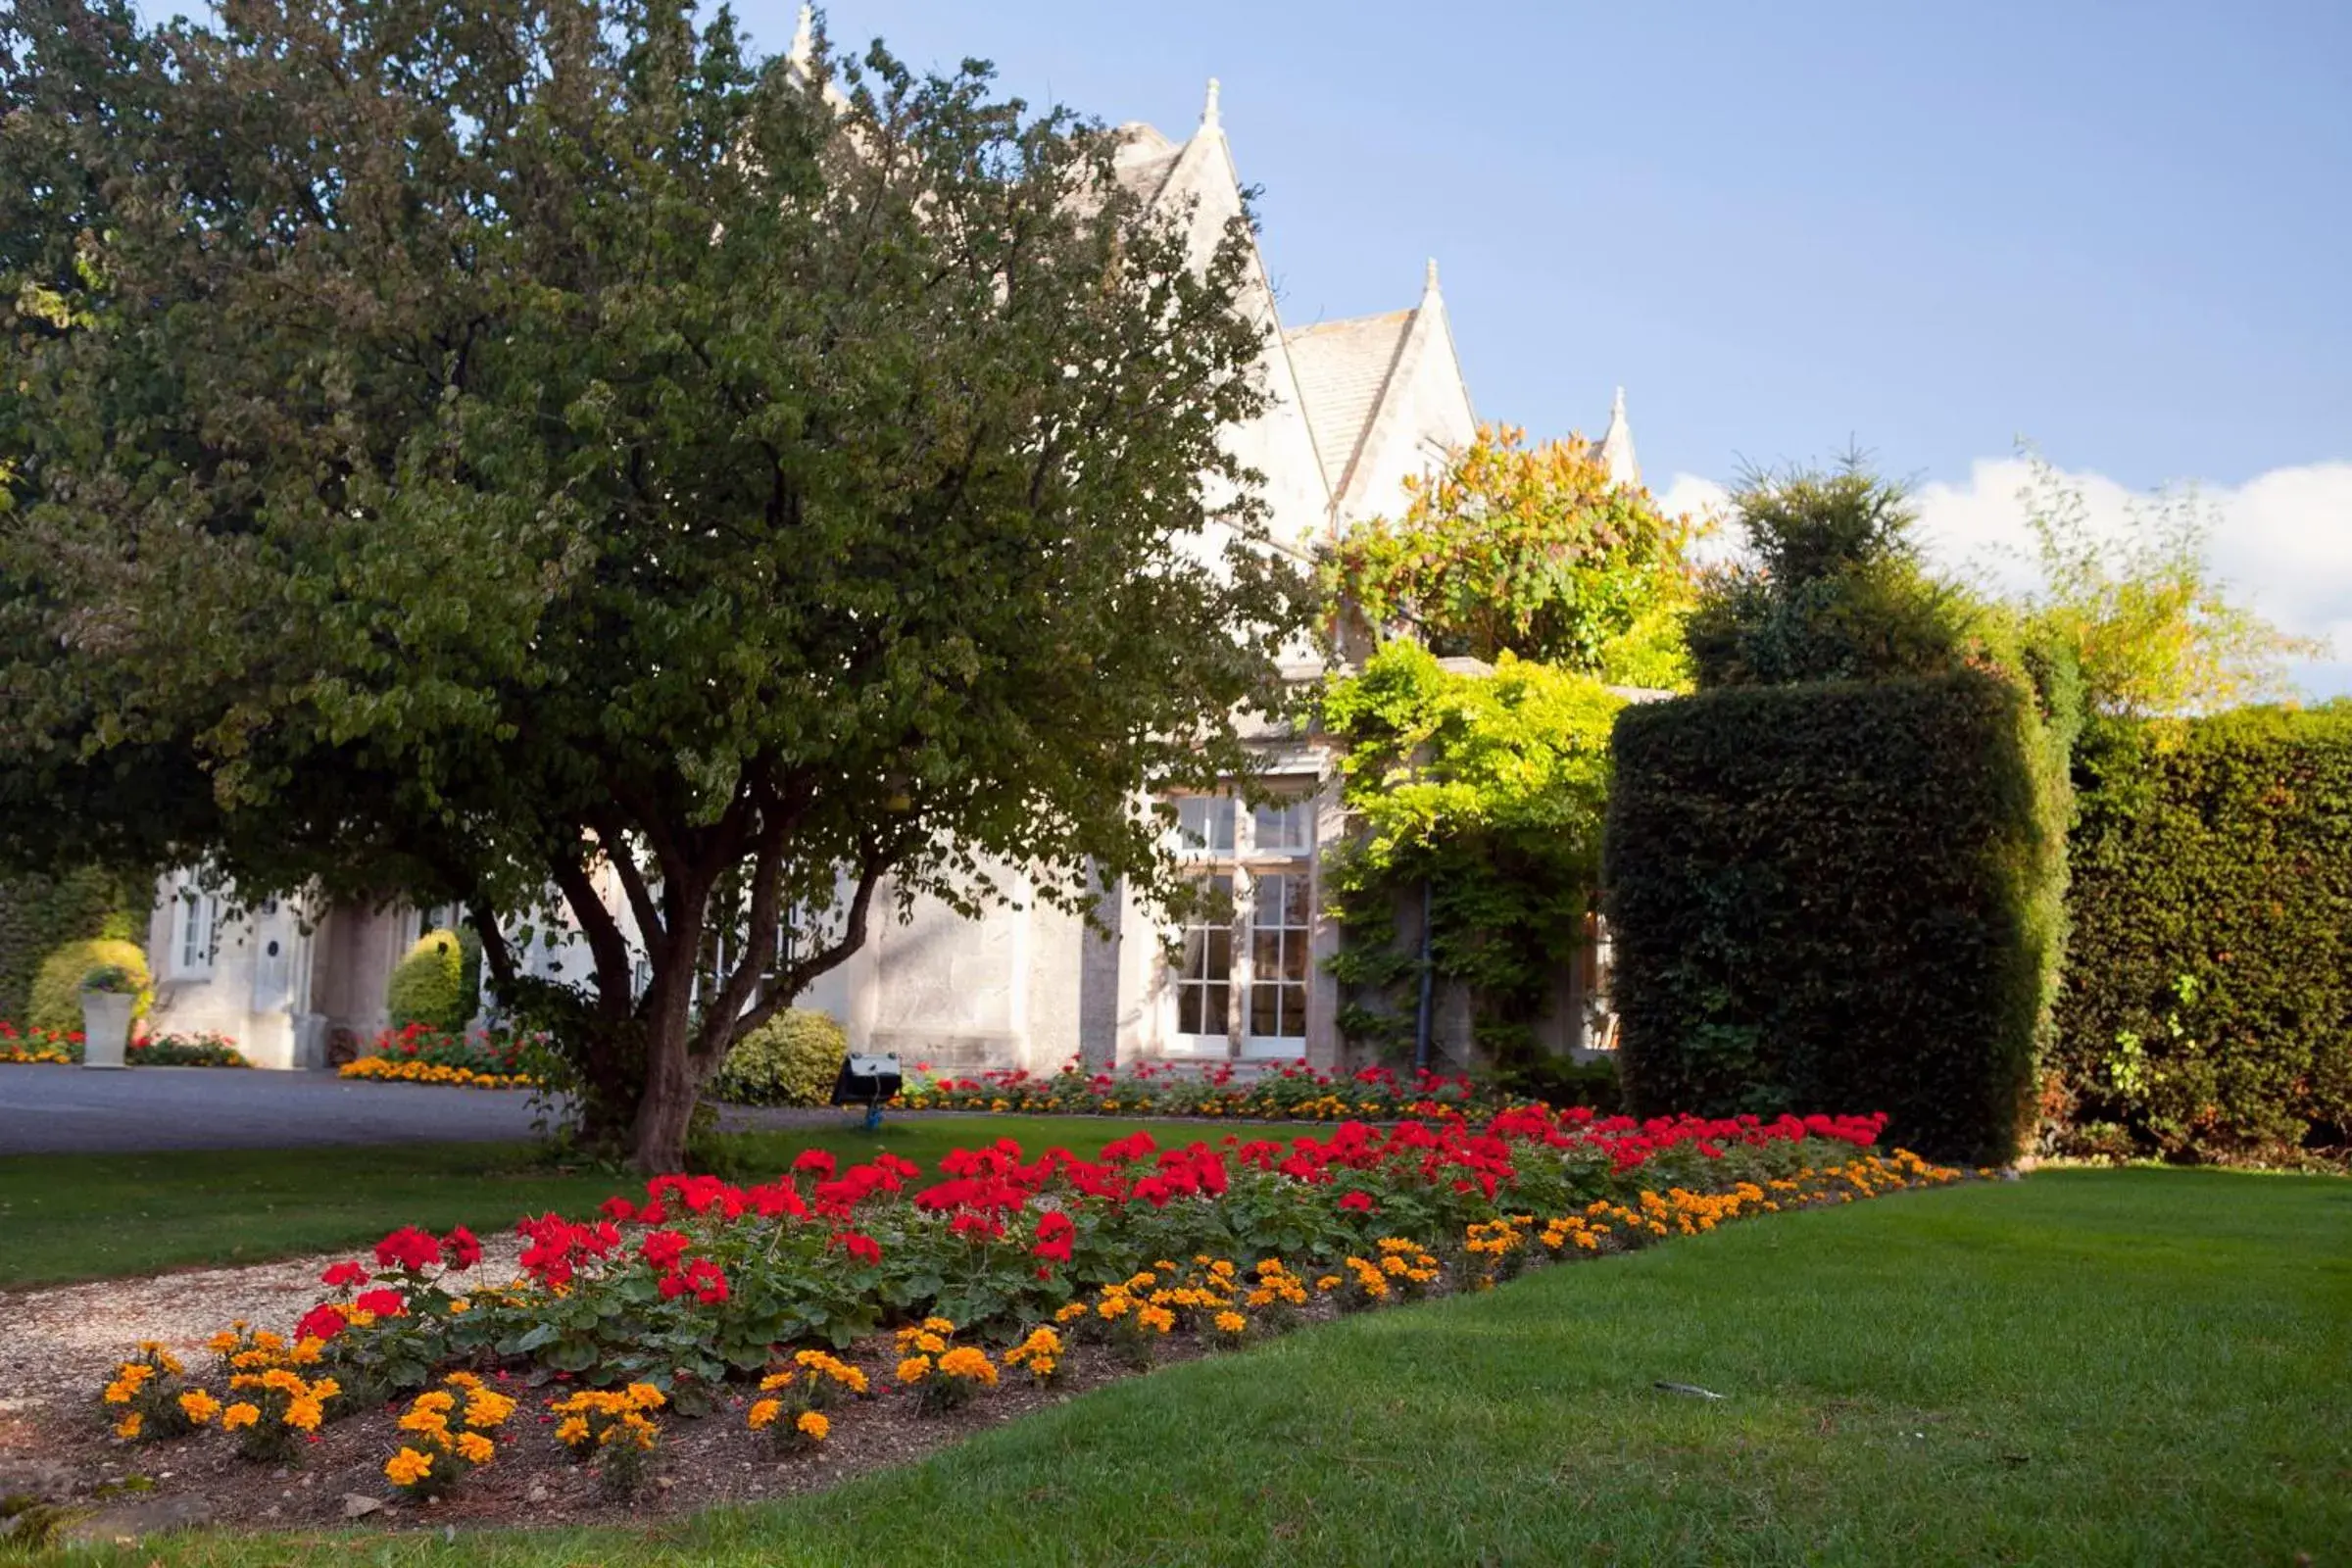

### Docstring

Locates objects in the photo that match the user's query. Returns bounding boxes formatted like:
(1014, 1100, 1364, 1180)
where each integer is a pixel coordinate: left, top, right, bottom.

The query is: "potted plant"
(79, 963, 141, 1070)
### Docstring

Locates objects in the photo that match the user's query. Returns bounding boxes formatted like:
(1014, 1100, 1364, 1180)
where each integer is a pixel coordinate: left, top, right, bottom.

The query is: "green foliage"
(0, 0, 1308, 1171)
(28, 936, 149, 1032)
(1686, 458, 1979, 689)
(1604, 670, 2069, 1164)
(2005, 452, 2325, 717)
(1324, 424, 1697, 673)
(1322, 644, 1623, 1063)
(0, 866, 135, 1020)
(387, 928, 474, 1034)
(2049, 708, 2352, 1162)
(709, 1009, 849, 1107)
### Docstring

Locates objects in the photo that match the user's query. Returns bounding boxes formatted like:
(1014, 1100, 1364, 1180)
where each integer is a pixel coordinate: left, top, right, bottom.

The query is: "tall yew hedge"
(1605, 669, 2069, 1164)
(2052, 707, 2352, 1161)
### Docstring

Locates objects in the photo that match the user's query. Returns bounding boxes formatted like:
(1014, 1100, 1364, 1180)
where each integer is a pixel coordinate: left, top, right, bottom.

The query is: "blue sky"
(747, 1, 2351, 694)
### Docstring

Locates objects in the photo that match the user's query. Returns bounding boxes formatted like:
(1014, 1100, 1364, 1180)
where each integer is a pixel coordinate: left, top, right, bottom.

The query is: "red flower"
(319, 1260, 370, 1289)
(354, 1288, 408, 1318)
(839, 1232, 883, 1266)
(372, 1226, 442, 1273)
(599, 1196, 640, 1223)
(950, 1211, 1005, 1241)
(639, 1229, 691, 1272)
(684, 1258, 729, 1305)
(791, 1149, 837, 1180)
(1338, 1191, 1377, 1213)
(440, 1226, 481, 1271)
(295, 1304, 346, 1342)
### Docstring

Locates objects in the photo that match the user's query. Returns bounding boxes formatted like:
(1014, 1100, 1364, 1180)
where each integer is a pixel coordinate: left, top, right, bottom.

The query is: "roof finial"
(1200, 76, 1221, 132)
(788, 5, 814, 69)
(1424, 257, 1441, 295)
(1612, 384, 1627, 417)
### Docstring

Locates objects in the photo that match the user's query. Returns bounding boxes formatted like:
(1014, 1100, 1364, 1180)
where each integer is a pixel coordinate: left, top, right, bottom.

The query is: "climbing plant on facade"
(1321, 644, 1623, 1068)
(1324, 423, 1699, 684)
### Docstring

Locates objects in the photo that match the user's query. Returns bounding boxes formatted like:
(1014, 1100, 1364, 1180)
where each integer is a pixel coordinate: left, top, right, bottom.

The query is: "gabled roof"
(1108, 122, 1184, 207)
(1282, 309, 1416, 498)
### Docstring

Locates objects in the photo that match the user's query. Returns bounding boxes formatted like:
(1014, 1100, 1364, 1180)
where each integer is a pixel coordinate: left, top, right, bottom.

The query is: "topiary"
(29, 938, 152, 1033)
(386, 928, 473, 1033)
(710, 1009, 850, 1107)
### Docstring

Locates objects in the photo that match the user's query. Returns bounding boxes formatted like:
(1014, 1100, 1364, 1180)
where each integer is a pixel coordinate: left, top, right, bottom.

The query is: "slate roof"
(1282, 309, 1417, 498)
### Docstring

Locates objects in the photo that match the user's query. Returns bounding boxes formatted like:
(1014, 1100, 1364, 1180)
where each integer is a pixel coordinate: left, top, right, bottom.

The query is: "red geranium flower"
(319, 1260, 370, 1289)
(295, 1304, 347, 1342)
(440, 1226, 481, 1271)
(1338, 1191, 1377, 1213)
(354, 1288, 408, 1318)
(372, 1226, 442, 1273)
(839, 1232, 883, 1266)
(639, 1229, 691, 1272)
(791, 1149, 837, 1180)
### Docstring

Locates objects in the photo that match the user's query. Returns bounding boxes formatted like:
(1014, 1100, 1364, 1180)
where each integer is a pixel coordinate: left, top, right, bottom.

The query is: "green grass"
(0, 1115, 1204, 1291)
(130, 1168, 2352, 1568)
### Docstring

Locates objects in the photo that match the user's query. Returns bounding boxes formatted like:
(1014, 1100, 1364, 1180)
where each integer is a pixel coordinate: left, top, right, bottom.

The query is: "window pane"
(1249, 982, 1278, 1038)
(1177, 797, 1235, 854)
(1282, 874, 1312, 926)
(1280, 934, 1309, 983)
(1251, 929, 1282, 975)
(1179, 987, 1206, 1035)
(1253, 799, 1311, 855)
(1204, 927, 1231, 981)
(1180, 929, 1206, 981)
(1280, 984, 1307, 1034)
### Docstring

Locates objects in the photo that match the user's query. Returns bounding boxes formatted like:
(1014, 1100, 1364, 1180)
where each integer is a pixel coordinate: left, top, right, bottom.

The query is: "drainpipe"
(1412, 877, 1435, 1073)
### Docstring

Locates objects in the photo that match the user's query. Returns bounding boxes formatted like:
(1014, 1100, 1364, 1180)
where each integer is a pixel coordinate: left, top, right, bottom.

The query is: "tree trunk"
(626, 994, 708, 1174)
(628, 1064, 697, 1175)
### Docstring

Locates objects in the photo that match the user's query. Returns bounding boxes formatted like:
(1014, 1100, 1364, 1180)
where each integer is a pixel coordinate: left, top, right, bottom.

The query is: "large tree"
(0, 0, 1309, 1169)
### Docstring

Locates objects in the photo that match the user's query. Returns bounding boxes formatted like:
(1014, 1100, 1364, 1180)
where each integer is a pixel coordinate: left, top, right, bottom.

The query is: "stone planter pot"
(79, 990, 133, 1070)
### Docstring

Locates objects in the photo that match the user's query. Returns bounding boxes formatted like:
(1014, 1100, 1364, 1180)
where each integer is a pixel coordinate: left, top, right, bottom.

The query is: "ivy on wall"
(1321, 644, 1623, 1069)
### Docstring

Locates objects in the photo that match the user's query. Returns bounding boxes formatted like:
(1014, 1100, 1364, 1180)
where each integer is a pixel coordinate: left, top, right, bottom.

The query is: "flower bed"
(337, 1023, 540, 1090)
(895, 1060, 1512, 1121)
(0, 1022, 248, 1067)
(83, 1107, 1970, 1517)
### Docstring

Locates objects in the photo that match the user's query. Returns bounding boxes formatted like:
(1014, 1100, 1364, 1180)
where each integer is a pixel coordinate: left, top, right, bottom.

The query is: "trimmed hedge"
(710, 1009, 850, 1107)
(0, 869, 138, 1022)
(387, 927, 476, 1033)
(1604, 668, 2067, 1165)
(28, 937, 153, 1034)
(2052, 708, 2352, 1162)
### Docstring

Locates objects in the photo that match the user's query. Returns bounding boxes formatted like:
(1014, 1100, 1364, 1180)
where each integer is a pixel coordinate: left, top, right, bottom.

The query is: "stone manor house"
(142, 74, 1641, 1076)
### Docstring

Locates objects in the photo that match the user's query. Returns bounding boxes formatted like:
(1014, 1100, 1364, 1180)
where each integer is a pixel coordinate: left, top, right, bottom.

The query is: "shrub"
(2050, 708, 2352, 1162)
(710, 1009, 848, 1106)
(0, 867, 138, 1021)
(386, 928, 474, 1033)
(29, 938, 151, 1033)
(1604, 668, 2069, 1165)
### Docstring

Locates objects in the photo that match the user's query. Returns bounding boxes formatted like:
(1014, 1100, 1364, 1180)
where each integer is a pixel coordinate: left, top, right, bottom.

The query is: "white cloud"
(1660, 457, 2352, 700)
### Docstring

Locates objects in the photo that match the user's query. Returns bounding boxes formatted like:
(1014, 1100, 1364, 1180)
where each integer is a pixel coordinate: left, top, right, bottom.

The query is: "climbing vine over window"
(1320, 644, 1623, 1066)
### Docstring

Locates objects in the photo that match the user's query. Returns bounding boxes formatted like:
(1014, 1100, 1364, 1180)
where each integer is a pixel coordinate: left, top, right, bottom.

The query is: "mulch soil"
(0, 1248, 1262, 1543)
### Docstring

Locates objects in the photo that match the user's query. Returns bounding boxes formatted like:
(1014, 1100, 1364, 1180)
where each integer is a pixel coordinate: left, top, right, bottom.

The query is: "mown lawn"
(0, 1115, 1204, 1290)
(129, 1167, 2352, 1567)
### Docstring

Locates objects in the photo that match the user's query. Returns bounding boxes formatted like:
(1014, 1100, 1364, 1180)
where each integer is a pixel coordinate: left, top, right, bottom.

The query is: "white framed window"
(1173, 874, 1233, 1048)
(1173, 795, 1235, 857)
(172, 888, 218, 980)
(1244, 870, 1311, 1053)
(1158, 786, 1318, 1059)
(1251, 798, 1313, 858)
